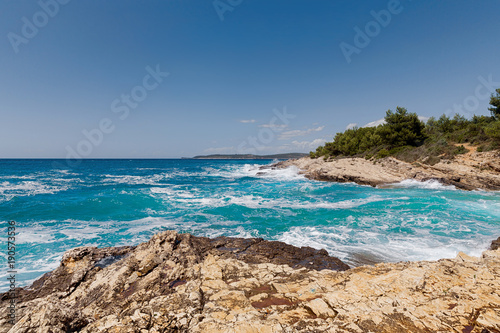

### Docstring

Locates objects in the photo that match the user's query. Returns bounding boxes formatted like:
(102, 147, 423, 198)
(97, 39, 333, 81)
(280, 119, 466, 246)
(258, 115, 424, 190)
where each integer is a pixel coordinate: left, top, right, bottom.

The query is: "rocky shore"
(1, 231, 500, 332)
(274, 149, 500, 191)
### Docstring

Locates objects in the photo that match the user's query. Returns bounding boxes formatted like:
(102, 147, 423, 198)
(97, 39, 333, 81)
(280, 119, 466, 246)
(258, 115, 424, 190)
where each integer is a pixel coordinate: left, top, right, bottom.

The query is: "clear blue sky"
(1, 0, 499, 158)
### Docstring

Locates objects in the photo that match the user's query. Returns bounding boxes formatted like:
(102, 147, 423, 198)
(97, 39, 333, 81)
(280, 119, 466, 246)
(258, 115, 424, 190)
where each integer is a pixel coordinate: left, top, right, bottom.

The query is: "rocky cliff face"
(1, 231, 499, 332)
(275, 150, 500, 191)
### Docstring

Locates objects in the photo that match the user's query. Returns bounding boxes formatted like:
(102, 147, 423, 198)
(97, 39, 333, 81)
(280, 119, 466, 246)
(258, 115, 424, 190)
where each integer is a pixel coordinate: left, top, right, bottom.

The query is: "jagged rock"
(491, 236, 500, 251)
(275, 151, 500, 191)
(1, 231, 499, 332)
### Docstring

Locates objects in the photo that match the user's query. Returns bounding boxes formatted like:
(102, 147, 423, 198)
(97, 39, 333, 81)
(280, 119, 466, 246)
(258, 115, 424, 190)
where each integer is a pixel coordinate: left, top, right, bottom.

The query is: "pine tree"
(489, 88, 500, 119)
(377, 107, 426, 147)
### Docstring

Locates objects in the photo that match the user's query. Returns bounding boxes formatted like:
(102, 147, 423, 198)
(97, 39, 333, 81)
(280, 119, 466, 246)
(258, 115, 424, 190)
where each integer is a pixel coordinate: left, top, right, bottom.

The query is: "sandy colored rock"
(275, 149, 500, 190)
(1, 231, 500, 332)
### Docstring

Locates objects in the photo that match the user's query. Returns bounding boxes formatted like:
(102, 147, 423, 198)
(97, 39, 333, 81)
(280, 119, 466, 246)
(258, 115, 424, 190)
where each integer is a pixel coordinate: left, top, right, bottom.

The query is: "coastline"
(274, 149, 500, 191)
(1, 231, 499, 332)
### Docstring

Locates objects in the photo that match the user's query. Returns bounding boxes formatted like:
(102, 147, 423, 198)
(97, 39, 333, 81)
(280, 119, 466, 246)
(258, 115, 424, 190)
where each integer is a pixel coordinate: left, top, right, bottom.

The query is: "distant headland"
(189, 153, 308, 160)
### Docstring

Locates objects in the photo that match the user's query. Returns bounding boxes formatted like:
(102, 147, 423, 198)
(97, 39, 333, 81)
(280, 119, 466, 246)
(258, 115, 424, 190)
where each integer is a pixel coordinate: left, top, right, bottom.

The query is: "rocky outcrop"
(275, 150, 500, 191)
(1, 231, 500, 332)
(491, 237, 500, 251)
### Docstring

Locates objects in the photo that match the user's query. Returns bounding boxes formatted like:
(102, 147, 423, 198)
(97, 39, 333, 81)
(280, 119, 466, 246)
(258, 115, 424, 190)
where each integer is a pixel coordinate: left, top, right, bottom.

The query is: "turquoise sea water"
(1, 159, 499, 292)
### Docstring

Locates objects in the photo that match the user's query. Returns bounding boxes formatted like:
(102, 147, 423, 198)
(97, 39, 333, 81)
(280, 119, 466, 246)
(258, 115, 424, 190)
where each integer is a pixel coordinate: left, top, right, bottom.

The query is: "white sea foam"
(196, 164, 306, 181)
(16, 228, 56, 244)
(53, 169, 80, 176)
(386, 179, 457, 190)
(0, 180, 69, 200)
(0, 252, 62, 291)
(203, 226, 259, 239)
(153, 187, 392, 210)
(472, 189, 500, 196)
(102, 173, 170, 185)
(120, 216, 180, 235)
(258, 166, 306, 181)
(0, 175, 36, 180)
(51, 177, 83, 183)
(58, 226, 109, 240)
(150, 187, 175, 195)
(235, 164, 305, 181)
(278, 224, 490, 267)
(2, 160, 497, 292)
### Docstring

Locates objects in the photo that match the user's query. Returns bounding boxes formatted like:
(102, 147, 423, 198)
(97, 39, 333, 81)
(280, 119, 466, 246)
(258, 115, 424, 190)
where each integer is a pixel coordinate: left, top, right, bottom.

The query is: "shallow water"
(0, 159, 499, 291)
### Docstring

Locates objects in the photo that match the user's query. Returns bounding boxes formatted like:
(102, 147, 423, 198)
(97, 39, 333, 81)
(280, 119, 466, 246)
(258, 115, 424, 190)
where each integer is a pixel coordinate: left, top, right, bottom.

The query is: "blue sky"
(1, 0, 499, 158)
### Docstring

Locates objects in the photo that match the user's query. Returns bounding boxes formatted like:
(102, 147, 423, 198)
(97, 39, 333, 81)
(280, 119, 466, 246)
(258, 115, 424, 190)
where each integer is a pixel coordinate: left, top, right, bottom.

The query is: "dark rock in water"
(491, 236, 500, 251)
(258, 165, 279, 171)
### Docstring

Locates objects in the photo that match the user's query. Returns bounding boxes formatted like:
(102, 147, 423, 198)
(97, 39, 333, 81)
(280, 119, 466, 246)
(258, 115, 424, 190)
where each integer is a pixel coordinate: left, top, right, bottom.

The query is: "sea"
(1, 159, 499, 292)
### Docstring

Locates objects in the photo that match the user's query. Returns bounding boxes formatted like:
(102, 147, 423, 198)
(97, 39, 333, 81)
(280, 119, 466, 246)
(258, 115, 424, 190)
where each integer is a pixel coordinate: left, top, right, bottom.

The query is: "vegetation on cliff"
(310, 89, 500, 164)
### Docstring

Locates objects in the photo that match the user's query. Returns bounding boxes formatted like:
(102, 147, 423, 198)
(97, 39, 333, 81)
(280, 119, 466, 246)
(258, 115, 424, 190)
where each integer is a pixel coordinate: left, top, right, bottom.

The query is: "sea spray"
(0, 159, 498, 291)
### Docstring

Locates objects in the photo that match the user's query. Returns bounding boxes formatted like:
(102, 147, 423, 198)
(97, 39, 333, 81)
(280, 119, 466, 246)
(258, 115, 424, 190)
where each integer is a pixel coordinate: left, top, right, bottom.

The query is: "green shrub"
(311, 105, 500, 160)
(424, 155, 441, 165)
(389, 146, 408, 155)
(485, 121, 500, 142)
(376, 149, 390, 159)
(454, 145, 468, 155)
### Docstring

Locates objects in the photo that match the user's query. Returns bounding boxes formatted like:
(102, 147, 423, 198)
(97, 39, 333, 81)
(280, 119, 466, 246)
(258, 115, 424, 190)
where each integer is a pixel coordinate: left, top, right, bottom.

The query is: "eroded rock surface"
(491, 237, 500, 251)
(1, 231, 499, 333)
(275, 150, 500, 191)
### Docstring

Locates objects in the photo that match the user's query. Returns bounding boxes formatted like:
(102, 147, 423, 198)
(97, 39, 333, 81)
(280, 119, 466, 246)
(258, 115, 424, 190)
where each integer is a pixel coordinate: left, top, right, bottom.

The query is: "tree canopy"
(489, 88, 500, 119)
(377, 107, 426, 147)
(310, 104, 500, 162)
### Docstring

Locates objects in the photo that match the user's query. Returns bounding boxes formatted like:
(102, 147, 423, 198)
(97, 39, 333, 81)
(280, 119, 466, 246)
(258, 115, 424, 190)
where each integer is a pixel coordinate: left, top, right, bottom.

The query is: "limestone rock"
(1, 231, 499, 333)
(275, 152, 500, 191)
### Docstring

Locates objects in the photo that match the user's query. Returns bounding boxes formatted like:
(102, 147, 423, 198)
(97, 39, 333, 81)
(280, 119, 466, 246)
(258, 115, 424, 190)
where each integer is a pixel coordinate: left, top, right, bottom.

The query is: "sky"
(1, 0, 499, 158)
